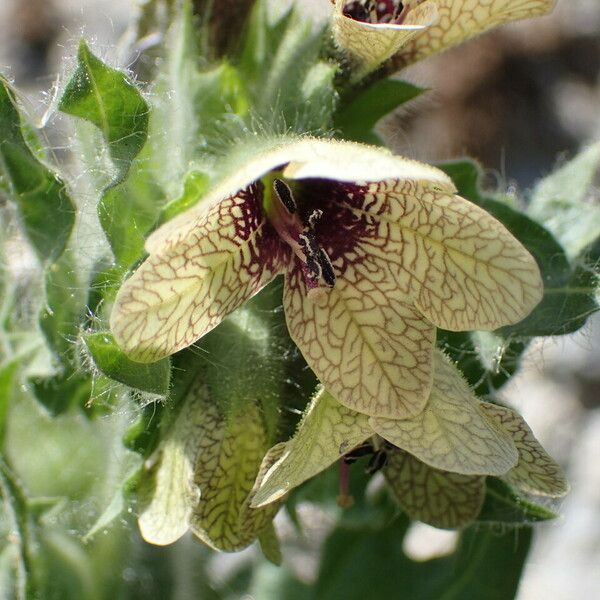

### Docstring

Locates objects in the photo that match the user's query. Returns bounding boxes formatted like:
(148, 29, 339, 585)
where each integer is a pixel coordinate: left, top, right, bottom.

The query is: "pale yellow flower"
(251, 350, 568, 529)
(138, 383, 282, 552)
(110, 138, 542, 419)
(332, 0, 556, 76)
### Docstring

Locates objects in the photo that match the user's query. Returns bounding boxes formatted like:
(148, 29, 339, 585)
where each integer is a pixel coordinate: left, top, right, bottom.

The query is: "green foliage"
(97, 163, 163, 270)
(0, 360, 18, 443)
(335, 79, 425, 144)
(307, 515, 531, 600)
(478, 479, 558, 524)
(59, 41, 149, 185)
(529, 142, 600, 259)
(0, 77, 75, 262)
(83, 332, 171, 396)
(157, 170, 210, 224)
(238, 0, 337, 131)
(0, 459, 35, 599)
(39, 254, 84, 362)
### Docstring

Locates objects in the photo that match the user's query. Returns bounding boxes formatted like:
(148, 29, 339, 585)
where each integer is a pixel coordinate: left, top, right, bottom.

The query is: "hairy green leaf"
(335, 79, 424, 143)
(97, 164, 163, 269)
(30, 372, 92, 416)
(83, 332, 171, 396)
(477, 478, 558, 524)
(529, 142, 600, 259)
(59, 40, 149, 185)
(39, 254, 83, 363)
(239, 0, 335, 130)
(0, 77, 75, 261)
(158, 170, 210, 225)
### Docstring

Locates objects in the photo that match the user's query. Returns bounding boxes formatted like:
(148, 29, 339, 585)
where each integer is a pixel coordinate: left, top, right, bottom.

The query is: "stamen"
(308, 208, 323, 228)
(266, 178, 337, 290)
(299, 232, 323, 280)
(343, 441, 375, 464)
(365, 450, 388, 474)
(318, 248, 336, 287)
(273, 178, 297, 214)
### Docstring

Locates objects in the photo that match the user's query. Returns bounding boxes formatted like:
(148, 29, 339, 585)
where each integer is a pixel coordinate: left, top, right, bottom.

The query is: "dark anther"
(343, 442, 375, 464)
(308, 208, 323, 228)
(343, 441, 388, 474)
(273, 178, 297, 214)
(318, 248, 336, 287)
(366, 450, 388, 474)
(299, 232, 322, 280)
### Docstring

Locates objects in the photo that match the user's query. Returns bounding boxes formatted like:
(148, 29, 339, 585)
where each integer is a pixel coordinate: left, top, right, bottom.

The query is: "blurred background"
(1, 0, 598, 598)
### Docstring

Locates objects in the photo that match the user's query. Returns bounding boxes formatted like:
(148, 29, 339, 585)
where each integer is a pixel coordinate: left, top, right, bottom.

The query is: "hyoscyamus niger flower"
(250, 350, 568, 529)
(332, 0, 556, 76)
(110, 138, 543, 419)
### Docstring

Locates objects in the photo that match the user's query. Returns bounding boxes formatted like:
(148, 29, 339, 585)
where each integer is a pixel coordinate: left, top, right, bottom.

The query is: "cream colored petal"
(345, 180, 543, 330)
(394, 0, 556, 69)
(251, 388, 373, 508)
(331, 0, 438, 77)
(190, 401, 279, 552)
(384, 450, 485, 529)
(371, 350, 518, 475)
(110, 184, 287, 362)
(481, 403, 569, 497)
(145, 138, 455, 255)
(284, 257, 435, 419)
(137, 385, 215, 546)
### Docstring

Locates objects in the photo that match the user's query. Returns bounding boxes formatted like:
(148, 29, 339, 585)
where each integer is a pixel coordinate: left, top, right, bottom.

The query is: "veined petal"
(145, 139, 454, 256)
(137, 385, 215, 546)
(384, 450, 485, 529)
(110, 184, 287, 362)
(251, 388, 372, 508)
(190, 401, 278, 552)
(148, 140, 454, 254)
(481, 403, 569, 498)
(284, 257, 435, 419)
(371, 350, 518, 475)
(393, 0, 556, 69)
(344, 180, 543, 330)
(332, 0, 438, 76)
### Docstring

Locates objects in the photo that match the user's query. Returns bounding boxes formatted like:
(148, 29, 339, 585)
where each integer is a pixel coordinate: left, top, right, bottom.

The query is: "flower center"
(265, 177, 336, 290)
(343, 0, 407, 24)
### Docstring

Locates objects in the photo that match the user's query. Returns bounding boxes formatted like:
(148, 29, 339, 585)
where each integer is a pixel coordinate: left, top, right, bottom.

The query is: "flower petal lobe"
(110, 184, 287, 362)
(393, 0, 556, 69)
(332, 0, 438, 76)
(137, 385, 215, 546)
(481, 402, 569, 497)
(190, 401, 279, 552)
(346, 181, 543, 330)
(251, 388, 372, 507)
(284, 261, 435, 419)
(384, 450, 486, 529)
(371, 350, 518, 475)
